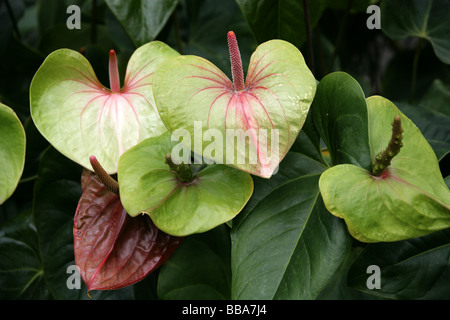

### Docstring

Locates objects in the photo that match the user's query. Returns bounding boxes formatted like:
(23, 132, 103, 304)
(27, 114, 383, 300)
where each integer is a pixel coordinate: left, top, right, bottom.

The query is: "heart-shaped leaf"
(0, 103, 26, 204)
(153, 32, 316, 178)
(74, 169, 182, 292)
(117, 132, 254, 236)
(311, 72, 372, 170)
(381, 0, 450, 64)
(319, 96, 450, 242)
(30, 41, 179, 174)
(231, 152, 351, 299)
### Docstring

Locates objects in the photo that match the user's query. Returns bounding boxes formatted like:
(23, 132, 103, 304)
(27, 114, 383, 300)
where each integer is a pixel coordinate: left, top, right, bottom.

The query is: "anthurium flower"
(319, 96, 450, 242)
(30, 42, 179, 174)
(153, 31, 316, 178)
(74, 169, 182, 292)
(117, 132, 254, 237)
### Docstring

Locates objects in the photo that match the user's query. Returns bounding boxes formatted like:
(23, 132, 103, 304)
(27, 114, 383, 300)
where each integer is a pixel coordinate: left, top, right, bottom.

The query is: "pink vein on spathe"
(60, 52, 157, 161)
(180, 58, 289, 171)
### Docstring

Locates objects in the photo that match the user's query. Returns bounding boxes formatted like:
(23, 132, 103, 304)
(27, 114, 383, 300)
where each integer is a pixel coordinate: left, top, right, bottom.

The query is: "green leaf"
(395, 101, 450, 161)
(311, 72, 372, 170)
(235, 0, 327, 48)
(32, 147, 84, 299)
(158, 225, 231, 299)
(420, 79, 450, 117)
(0, 209, 47, 299)
(319, 96, 450, 242)
(117, 132, 254, 236)
(153, 38, 316, 178)
(381, 0, 450, 64)
(105, 0, 179, 47)
(0, 103, 26, 204)
(231, 152, 350, 300)
(30, 41, 179, 174)
(231, 173, 351, 299)
(348, 228, 450, 299)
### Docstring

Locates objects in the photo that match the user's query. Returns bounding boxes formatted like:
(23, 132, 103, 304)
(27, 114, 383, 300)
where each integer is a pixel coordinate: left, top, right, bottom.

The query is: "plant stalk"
(409, 38, 423, 103)
(90, 0, 97, 44)
(3, 0, 21, 40)
(329, 0, 353, 71)
(302, 0, 314, 75)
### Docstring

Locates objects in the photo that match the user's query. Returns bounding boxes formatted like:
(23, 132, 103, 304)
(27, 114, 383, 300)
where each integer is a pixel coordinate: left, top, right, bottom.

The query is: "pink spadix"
(227, 31, 245, 91)
(109, 50, 121, 93)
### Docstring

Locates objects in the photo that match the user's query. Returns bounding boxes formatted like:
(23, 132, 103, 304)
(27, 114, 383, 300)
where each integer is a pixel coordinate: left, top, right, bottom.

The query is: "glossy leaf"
(0, 103, 26, 204)
(396, 101, 450, 161)
(381, 0, 450, 64)
(0, 210, 46, 299)
(311, 72, 372, 170)
(420, 79, 450, 117)
(30, 41, 179, 174)
(158, 225, 231, 299)
(232, 174, 351, 299)
(153, 37, 316, 178)
(348, 228, 450, 299)
(231, 150, 351, 300)
(319, 96, 450, 242)
(235, 0, 327, 49)
(105, 0, 179, 47)
(118, 132, 254, 236)
(74, 169, 182, 292)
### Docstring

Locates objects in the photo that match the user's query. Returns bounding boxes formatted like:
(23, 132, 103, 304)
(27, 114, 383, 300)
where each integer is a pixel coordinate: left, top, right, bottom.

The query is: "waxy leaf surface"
(235, 0, 327, 49)
(105, 0, 180, 47)
(311, 72, 372, 170)
(118, 133, 254, 236)
(348, 229, 450, 299)
(30, 41, 179, 174)
(381, 0, 450, 64)
(231, 152, 351, 300)
(319, 96, 450, 242)
(0, 103, 26, 204)
(74, 169, 182, 292)
(153, 39, 316, 178)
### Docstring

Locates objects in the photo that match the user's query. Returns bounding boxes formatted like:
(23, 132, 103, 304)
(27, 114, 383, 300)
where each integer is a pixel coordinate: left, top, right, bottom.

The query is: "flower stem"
(409, 38, 423, 103)
(227, 31, 245, 91)
(4, 0, 21, 40)
(372, 115, 404, 176)
(89, 155, 119, 194)
(165, 154, 195, 184)
(109, 50, 120, 93)
(302, 0, 314, 75)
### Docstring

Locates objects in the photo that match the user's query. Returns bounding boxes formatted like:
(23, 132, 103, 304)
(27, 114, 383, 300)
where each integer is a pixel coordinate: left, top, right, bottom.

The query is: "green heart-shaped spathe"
(153, 39, 316, 178)
(319, 96, 450, 243)
(30, 41, 179, 174)
(0, 103, 26, 204)
(118, 132, 254, 236)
